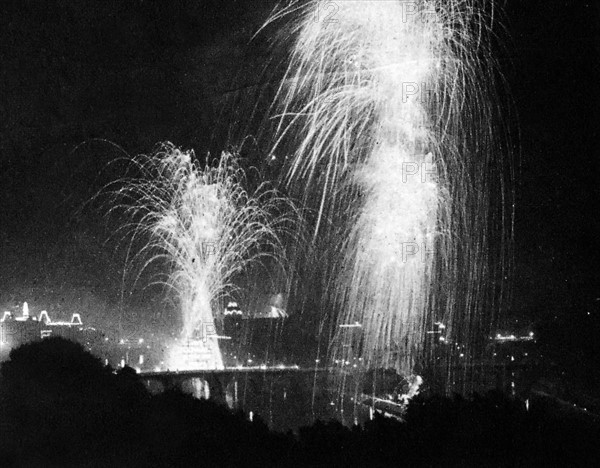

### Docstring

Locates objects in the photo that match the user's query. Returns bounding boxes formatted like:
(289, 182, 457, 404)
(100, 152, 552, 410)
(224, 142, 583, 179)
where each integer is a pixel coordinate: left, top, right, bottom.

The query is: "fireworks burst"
(267, 0, 512, 385)
(105, 143, 291, 370)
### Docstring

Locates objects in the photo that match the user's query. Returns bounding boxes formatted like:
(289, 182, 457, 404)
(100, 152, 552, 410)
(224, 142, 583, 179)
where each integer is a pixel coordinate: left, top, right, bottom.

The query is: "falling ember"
(268, 0, 511, 386)
(104, 143, 290, 370)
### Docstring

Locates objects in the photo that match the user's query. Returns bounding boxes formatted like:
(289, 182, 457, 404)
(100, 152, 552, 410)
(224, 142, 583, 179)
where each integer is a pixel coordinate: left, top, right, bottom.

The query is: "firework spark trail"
(268, 0, 508, 382)
(105, 143, 290, 370)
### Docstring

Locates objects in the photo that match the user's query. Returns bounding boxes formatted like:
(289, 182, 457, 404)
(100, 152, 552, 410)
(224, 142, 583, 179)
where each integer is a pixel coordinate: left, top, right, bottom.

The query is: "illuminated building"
(0, 303, 43, 359)
(223, 301, 243, 316)
(39, 310, 83, 340)
(0, 302, 100, 360)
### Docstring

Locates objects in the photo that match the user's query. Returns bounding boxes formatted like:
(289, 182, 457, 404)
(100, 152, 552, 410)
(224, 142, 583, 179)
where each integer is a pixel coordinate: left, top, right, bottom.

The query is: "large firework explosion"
(265, 0, 513, 388)
(105, 143, 291, 370)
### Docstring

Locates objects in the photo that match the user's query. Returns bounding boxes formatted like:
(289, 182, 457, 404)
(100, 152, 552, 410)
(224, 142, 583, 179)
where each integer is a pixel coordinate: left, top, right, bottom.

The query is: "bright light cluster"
(269, 0, 507, 382)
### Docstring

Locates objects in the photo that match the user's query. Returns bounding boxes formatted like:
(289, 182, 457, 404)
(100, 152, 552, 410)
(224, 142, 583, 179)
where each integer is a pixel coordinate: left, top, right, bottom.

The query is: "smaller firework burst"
(104, 142, 292, 370)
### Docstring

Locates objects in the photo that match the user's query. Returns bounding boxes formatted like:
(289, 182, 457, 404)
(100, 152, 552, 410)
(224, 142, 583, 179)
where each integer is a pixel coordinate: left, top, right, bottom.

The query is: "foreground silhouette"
(1, 338, 599, 466)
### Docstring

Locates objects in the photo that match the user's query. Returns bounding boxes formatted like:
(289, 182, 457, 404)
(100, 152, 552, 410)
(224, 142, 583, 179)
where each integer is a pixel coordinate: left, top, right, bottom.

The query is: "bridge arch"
(181, 377, 211, 400)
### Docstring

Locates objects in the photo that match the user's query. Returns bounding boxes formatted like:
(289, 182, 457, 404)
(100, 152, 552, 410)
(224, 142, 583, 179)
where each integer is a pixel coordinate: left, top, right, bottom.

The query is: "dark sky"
(0, 0, 598, 334)
(505, 0, 599, 323)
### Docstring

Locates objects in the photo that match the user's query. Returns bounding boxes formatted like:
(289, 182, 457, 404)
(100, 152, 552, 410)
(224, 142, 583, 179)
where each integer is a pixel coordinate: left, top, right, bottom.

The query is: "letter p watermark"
(202, 323, 217, 343)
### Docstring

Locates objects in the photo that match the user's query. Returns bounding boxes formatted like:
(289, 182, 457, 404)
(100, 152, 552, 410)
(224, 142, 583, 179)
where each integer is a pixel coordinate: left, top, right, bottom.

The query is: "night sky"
(0, 0, 598, 338)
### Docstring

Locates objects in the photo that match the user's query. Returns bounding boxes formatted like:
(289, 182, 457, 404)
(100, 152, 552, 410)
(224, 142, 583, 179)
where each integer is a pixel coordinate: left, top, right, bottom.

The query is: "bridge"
(138, 361, 539, 431)
(139, 361, 535, 408)
(139, 366, 330, 407)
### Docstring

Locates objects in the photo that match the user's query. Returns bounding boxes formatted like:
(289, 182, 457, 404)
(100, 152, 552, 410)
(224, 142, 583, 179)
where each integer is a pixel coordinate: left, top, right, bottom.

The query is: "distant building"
(219, 301, 289, 367)
(0, 303, 43, 358)
(223, 302, 243, 316)
(0, 302, 98, 360)
(39, 310, 84, 341)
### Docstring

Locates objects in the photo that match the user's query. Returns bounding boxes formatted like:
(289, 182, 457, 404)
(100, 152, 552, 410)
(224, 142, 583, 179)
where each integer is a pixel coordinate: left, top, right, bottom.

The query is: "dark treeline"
(0, 337, 599, 467)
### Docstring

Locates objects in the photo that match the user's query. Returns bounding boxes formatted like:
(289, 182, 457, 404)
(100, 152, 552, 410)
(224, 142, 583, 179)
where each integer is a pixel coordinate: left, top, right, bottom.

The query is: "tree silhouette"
(0, 337, 147, 465)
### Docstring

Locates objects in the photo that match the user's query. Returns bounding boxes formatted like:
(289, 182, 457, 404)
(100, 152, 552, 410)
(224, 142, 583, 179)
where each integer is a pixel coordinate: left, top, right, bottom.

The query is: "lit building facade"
(0, 302, 99, 360)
